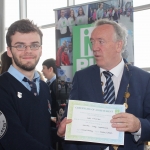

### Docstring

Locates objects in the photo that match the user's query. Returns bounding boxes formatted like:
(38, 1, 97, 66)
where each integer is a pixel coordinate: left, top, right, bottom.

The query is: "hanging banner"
(54, 0, 134, 106)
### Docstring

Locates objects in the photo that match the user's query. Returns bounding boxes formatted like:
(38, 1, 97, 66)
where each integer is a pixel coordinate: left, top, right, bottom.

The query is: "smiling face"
(90, 24, 123, 70)
(64, 47, 68, 54)
(7, 32, 42, 72)
(70, 10, 74, 17)
(99, 3, 103, 9)
(79, 8, 83, 15)
(61, 10, 65, 17)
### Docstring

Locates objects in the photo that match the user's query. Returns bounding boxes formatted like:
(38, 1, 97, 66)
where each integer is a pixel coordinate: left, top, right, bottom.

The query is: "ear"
(49, 67, 53, 72)
(116, 41, 123, 53)
(7, 47, 13, 58)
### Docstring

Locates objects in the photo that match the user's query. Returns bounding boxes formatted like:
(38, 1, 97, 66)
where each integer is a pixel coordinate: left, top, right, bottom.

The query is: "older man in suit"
(57, 19, 150, 150)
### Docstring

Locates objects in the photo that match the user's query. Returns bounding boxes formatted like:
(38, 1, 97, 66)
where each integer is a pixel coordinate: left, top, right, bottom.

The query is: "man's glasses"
(10, 44, 41, 51)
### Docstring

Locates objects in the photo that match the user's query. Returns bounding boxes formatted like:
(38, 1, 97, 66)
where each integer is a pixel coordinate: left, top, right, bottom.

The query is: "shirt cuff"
(131, 127, 141, 141)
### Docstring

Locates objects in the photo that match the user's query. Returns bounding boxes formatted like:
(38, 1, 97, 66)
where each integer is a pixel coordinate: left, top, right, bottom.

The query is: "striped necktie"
(23, 77, 38, 96)
(103, 71, 115, 104)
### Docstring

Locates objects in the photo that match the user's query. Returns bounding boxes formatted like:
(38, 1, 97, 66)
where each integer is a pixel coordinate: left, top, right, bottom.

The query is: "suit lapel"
(115, 64, 132, 104)
(91, 65, 104, 103)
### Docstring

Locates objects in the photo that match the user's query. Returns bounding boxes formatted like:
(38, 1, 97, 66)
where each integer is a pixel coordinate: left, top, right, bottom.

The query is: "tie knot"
(103, 71, 113, 78)
(47, 81, 51, 86)
(23, 77, 38, 96)
(23, 77, 36, 83)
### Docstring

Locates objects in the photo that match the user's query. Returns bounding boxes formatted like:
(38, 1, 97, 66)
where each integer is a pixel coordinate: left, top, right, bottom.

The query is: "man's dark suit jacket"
(63, 64, 150, 150)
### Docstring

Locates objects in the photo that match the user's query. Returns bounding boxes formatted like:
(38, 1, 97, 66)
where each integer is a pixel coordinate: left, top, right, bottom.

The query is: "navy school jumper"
(0, 72, 56, 150)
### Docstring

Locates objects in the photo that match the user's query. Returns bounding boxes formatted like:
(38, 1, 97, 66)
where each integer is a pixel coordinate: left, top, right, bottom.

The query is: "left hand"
(57, 117, 72, 137)
(110, 112, 141, 132)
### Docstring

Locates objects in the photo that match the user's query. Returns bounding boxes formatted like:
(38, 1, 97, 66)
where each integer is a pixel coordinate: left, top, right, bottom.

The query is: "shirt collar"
(100, 59, 124, 77)
(8, 65, 40, 82)
(47, 75, 56, 84)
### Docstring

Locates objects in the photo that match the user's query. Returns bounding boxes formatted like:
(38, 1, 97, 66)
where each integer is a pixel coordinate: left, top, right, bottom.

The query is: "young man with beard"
(0, 19, 70, 150)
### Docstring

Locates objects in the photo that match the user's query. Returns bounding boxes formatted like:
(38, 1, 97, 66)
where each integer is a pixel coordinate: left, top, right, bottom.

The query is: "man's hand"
(57, 117, 72, 137)
(110, 112, 141, 132)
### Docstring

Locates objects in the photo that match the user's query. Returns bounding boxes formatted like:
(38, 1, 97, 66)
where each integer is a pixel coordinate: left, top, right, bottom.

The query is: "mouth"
(22, 56, 35, 60)
(93, 51, 102, 58)
(94, 54, 103, 60)
(93, 53, 100, 58)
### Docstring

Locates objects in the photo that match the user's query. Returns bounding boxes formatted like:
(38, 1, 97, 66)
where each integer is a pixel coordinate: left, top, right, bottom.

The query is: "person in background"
(56, 41, 66, 67)
(109, 8, 113, 20)
(57, 19, 150, 150)
(92, 8, 97, 22)
(61, 47, 70, 66)
(57, 9, 68, 35)
(68, 9, 76, 36)
(76, 7, 88, 25)
(88, 7, 93, 24)
(104, 9, 109, 19)
(58, 82, 62, 98)
(0, 19, 70, 150)
(68, 83, 72, 92)
(42, 58, 60, 150)
(42, 58, 59, 124)
(96, 3, 104, 20)
(0, 51, 12, 74)
(112, 8, 119, 23)
(64, 82, 68, 94)
(67, 42, 73, 65)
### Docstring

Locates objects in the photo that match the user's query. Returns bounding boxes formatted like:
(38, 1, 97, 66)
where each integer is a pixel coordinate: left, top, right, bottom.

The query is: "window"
(134, 9, 150, 68)
(133, 0, 150, 7)
(36, 27, 56, 71)
(75, 0, 93, 5)
(5, 0, 19, 27)
(27, 0, 67, 25)
(27, 0, 67, 71)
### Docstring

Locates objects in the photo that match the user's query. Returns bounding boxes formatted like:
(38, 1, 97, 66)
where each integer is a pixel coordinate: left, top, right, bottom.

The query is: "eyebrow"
(90, 38, 104, 41)
(14, 41, 40, 45)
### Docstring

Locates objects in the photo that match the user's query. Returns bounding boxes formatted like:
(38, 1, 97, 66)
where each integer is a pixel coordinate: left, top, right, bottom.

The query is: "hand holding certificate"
(65, 100, 125, 145)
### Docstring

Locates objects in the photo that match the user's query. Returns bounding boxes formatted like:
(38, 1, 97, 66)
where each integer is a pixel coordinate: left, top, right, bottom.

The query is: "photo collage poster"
(55, 0, 134, 106)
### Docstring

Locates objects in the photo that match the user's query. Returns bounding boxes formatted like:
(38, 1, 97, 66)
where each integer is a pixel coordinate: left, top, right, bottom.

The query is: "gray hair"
(94, 19, 128, 52)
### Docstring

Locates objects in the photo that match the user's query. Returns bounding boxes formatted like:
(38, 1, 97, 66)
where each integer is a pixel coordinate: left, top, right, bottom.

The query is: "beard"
(11, 53, 40, 71)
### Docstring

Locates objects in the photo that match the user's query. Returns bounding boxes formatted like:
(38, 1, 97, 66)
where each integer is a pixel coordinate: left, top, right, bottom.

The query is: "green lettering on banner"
(73, 24, 95, 75)
(84, 29, 92, 56)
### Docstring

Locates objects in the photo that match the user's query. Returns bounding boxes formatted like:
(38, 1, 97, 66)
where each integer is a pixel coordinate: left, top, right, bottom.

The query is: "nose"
(25, 46, 32, 52)
(92, 41, 99, 52)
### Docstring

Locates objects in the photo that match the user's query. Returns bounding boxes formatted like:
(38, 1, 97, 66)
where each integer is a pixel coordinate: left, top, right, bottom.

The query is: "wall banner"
(54, 0, 134, 107)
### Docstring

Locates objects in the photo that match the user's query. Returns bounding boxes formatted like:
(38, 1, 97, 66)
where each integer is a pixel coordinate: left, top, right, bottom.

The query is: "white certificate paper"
(65, 100, 125, 145)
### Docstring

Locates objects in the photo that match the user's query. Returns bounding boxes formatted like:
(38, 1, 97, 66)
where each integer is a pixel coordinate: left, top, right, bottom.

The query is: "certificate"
(65, 100, 125, 145)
